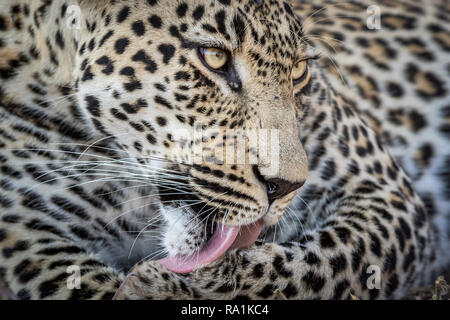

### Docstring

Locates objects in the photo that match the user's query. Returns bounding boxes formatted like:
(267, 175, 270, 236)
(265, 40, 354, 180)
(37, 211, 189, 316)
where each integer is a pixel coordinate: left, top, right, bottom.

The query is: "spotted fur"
(0, 0, 448, 300)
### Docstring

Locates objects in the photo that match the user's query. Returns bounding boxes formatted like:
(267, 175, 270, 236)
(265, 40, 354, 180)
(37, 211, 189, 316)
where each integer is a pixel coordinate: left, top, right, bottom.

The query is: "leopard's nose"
(266, 178, 304, 203)
(252, 166, 305, 204)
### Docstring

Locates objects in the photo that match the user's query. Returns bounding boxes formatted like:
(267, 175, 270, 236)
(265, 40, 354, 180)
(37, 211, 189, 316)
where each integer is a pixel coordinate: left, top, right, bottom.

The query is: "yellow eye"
(292, 60, 308, 82)
(200, 47, 229, 70)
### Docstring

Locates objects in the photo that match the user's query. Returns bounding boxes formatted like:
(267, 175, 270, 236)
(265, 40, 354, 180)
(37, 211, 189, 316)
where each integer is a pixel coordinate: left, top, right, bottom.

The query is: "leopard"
(0, 0, 448, 300)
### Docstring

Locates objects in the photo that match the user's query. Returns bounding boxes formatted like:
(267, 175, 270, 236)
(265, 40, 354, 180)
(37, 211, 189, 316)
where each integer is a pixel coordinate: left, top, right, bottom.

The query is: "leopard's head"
(75, 0, 314, 272)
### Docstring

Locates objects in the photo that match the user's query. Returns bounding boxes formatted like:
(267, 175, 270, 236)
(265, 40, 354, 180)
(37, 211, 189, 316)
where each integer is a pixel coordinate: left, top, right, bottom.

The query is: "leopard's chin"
(155, 196, 264, 274)
(159, 214, 263, 274)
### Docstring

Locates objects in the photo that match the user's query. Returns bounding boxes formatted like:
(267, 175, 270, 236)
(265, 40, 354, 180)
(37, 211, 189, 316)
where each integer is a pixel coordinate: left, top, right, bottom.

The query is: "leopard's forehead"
(96, 0, 305, 69)
(75, 0, 311, 115)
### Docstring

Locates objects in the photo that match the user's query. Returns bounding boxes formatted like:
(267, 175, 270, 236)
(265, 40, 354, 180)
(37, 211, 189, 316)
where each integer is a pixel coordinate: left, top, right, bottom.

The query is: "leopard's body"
(0, 0, 448, 300)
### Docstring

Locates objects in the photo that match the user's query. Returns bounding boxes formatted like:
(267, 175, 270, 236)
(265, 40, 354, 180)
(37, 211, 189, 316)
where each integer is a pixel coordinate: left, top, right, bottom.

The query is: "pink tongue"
(157, 220, 263, 274)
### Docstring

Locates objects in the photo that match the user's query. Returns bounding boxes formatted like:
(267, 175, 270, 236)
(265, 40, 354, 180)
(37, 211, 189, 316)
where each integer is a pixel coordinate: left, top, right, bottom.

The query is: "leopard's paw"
(113, 261, 200, 300)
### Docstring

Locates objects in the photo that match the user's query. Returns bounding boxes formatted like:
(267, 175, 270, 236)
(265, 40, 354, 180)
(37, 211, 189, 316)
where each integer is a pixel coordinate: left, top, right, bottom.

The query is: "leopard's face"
(75, 0, 313, 262)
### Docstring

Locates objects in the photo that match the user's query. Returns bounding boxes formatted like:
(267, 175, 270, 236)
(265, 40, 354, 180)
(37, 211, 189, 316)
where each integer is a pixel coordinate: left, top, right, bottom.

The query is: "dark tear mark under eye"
(225, 64, 242, 92)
